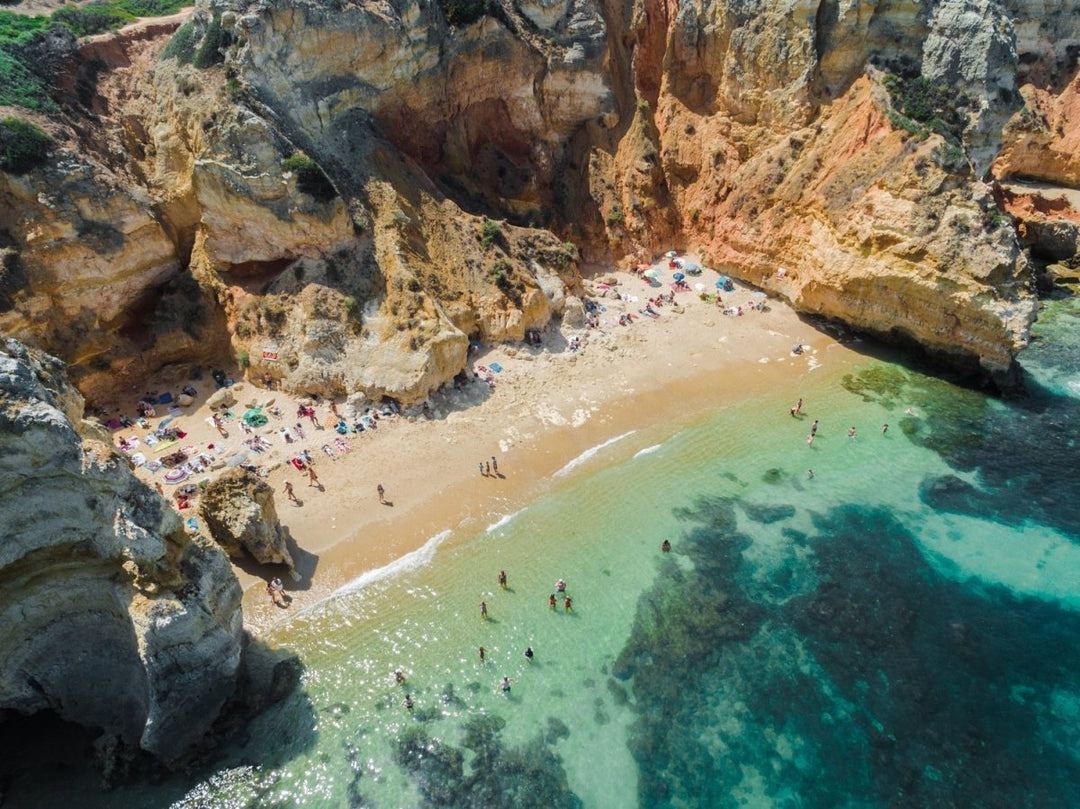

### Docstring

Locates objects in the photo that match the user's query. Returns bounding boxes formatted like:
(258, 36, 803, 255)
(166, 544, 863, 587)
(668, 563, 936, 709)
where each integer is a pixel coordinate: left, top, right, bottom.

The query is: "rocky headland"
(2, 0, 1080, 782)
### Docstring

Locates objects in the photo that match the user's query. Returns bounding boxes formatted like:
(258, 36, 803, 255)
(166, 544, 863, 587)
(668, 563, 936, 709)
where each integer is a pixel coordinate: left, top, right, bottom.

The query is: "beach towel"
(185, 517, 200, 533)
(489, 362, 503, 373)
(158, 392, 174, 404)
(107, 419, 121, 430)
(130, 452, 146, 467)
(163, 467, 188, 484)
(144, 460, 162, 473)
(334, 438, 350, 453)
(290, 457, 307, 471)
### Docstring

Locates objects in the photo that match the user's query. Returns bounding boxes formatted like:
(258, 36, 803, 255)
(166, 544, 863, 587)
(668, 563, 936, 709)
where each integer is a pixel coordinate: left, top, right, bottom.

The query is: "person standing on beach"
(308, 466, 320, 487)
(564, 595, 573, 612)
(480, 600, 488, 619)
(491, 456, 498, 475)
(807, 469, 814, 479)
(848, 426, 857, 438)
(810, 419, 819, 435)
(479, 646, 486, 663)
(882, 423, 889, 435)
(377, 484, 386, 503)
(485, 461, 491, 476)
(549, 594, 557, 610)
(498, 570, 507, 589)
(479, 462, 487, 477)
(284, 481, 298, 502)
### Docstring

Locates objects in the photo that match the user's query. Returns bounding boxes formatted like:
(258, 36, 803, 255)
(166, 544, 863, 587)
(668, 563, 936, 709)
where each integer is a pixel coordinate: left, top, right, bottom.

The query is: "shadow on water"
(613, 493, 1080, 809)
(1, 634, 319, 809)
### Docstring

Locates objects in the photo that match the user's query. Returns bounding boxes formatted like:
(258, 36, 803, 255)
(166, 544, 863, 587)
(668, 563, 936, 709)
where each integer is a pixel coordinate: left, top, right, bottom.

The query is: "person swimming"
(661, 539, 671, 552)
(500, 676, 512, 693)
(524, 646, 534, 661)
(555, 579, 567, 593)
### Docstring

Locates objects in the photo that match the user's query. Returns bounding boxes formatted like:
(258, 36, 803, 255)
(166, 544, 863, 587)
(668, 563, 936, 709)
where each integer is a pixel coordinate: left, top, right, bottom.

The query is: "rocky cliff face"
(0, 339, 244, 766)
(4, 0, 1080, 394)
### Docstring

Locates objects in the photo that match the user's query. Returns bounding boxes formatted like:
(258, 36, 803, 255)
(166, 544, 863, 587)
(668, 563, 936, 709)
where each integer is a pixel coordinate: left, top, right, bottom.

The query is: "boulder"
(199, 469, 295, 573)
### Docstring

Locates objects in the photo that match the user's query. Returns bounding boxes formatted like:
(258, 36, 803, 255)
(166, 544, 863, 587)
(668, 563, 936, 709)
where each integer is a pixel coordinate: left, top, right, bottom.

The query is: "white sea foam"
(486, 508, 526, 533)
(634, 444, 662, 458)
(332, 529, 452, 597)
(553, 430, 635, 478)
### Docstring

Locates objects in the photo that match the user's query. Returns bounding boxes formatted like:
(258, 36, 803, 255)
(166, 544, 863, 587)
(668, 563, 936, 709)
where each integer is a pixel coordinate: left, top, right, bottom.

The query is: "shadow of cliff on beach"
(230, 526, 319, 593)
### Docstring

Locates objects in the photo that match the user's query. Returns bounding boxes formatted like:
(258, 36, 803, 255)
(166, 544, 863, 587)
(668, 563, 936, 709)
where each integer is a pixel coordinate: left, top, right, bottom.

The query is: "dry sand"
(111, 263, 850, 632)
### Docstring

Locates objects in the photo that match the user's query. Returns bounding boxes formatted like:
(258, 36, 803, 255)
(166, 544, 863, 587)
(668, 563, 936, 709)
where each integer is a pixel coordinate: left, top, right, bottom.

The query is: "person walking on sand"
(485, 461, 491, 476)
(308, 466, 320, 487)
(377, 484, 386, 503)
(479, 462, 487, 477)
(480, 600, 488, 619)
(284, 481, 298, 502)
(491, 456, 499, 475)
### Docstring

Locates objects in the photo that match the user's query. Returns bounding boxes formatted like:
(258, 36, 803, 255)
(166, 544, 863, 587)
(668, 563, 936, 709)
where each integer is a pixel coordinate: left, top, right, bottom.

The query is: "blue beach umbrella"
(673, 272, 686, 281)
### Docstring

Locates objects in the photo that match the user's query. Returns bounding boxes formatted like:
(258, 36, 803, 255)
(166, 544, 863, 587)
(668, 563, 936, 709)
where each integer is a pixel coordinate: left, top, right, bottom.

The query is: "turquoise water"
(11, 300, 1080, 808)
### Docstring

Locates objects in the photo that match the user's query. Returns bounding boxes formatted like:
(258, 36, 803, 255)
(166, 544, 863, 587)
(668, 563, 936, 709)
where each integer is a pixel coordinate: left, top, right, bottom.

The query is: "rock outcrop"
(6, 0, 1080, 396)
(200, 468, 295, 573)
(0, 339, 244, 767)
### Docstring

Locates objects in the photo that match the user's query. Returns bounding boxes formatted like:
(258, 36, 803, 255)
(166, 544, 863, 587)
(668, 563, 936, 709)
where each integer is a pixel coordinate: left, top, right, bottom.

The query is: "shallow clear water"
(11, 301, 1080, 808)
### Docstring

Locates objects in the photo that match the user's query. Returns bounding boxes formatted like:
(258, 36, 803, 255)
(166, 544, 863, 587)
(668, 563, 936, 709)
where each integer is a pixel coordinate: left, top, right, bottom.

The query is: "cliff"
(4, 0, 1080, 399)
(0, 338, 244, 767)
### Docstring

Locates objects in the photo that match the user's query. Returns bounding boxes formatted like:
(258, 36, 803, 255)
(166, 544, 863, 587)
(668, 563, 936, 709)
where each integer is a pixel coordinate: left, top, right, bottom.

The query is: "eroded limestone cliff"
(0, 338, 244, 767)
(4, 0, 1080, 399)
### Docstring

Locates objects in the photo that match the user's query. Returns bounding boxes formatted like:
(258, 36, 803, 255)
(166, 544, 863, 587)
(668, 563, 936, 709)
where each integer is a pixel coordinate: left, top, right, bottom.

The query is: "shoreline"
(113, 263, 865, 633)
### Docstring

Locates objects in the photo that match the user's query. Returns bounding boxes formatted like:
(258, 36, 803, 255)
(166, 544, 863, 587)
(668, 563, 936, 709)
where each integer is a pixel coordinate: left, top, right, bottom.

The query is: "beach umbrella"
(665, 250, 677, 259)
(715, 279, 726, 288)
(683, 262, 701, 274)
(673, 272, 686, 281)
(644, 268, 662, 279)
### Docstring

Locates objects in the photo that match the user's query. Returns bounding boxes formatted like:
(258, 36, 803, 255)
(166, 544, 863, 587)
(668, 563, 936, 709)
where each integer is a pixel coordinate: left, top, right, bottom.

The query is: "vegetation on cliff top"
(0, 117, 52, 174)
(0, 0, 187, 110)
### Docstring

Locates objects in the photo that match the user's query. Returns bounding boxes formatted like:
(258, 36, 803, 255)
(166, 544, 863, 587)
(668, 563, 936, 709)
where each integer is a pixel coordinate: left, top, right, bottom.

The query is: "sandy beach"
(110, 261, 842, 632)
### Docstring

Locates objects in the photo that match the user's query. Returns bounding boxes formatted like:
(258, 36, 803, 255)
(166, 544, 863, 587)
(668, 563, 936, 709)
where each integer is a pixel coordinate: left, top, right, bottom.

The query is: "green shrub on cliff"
(161, 19, 196, 63)
(883, 73, 971, 146)
(283, 153, 337, 202)
(192, 14, 225, 68)
(0, 117, 52, 174)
